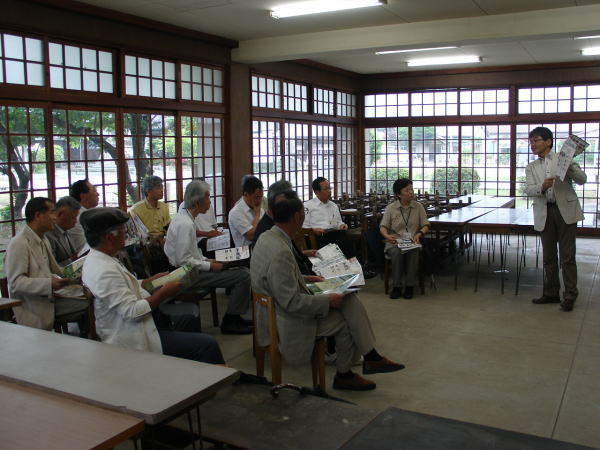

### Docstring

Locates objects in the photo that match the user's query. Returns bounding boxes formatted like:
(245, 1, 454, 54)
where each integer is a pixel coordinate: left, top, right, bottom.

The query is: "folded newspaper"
(555, 134, 589, 181)
(215, 245, 250, 262)
(206, 229, 231, 252)
(306, 273, 360, 295)
(309, 243, 365, 286)
(397, 239, 422, 254)
(142, 263, 194, 293)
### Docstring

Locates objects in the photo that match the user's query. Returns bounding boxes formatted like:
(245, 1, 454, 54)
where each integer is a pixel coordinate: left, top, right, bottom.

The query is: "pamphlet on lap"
(215, 246, 250, 262)
(142, 263, 194, 293)
(206, 229, 231, 252)
(306, 273, 360, 295)
(397, 240, 422, 254)
(309, 243, 364, 286)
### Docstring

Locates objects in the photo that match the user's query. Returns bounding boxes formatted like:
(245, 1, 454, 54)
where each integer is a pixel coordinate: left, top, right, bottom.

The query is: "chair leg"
(255, 346, 266, 377)
(384, 260, 390, 294)
(312, 338, 326, 392)
(210, 290, 219, 327)
(270, 346, 282, 385)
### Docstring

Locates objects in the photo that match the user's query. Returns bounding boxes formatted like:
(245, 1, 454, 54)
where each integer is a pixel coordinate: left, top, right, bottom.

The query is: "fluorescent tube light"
(574, 35, 600, 40)
(376, 46, 457, 55)
(407, 55, 481, 67)
(270, 0, 385, 19)
(582, 47, 600, 56)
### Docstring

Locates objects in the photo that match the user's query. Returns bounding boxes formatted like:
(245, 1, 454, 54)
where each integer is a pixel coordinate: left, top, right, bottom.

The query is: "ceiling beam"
(232, 4, 600, 63)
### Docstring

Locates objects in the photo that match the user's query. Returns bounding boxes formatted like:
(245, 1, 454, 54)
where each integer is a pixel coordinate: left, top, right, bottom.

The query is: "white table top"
(0, 321, 239, 425)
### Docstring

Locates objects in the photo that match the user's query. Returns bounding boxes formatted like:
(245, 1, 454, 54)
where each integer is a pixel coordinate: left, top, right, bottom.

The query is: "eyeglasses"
(530, 137, 545, 143)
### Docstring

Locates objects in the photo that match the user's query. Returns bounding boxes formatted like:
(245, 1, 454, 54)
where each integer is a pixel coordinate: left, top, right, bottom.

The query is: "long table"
(0, 378, 144, 449)
(0, 322, 239, 427)
(469, 196, 516, 208)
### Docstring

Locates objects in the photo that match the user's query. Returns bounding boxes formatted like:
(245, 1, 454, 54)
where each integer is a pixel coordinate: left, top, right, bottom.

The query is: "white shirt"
(303, 197, 343, 229)
(177, 203, 217, 242)
(164, 208, 211, 271)
(82, 248, 161, 353)
(543, 154, 557, 203)
(228, 198, 264, 247)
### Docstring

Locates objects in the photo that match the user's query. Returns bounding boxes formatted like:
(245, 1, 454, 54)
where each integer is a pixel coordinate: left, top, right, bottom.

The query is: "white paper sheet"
(555, 135, 589, 181)
(206, 229, 231, 252)
(215, 245, 250, 262)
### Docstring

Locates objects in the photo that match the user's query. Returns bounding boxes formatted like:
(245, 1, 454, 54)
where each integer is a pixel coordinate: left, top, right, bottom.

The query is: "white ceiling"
(76, 0, 600, 73)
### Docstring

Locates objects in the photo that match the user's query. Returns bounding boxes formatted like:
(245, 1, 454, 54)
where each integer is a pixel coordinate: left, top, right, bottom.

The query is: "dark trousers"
(316, 230, 356, 259)
(541, 203, 578, 300)
(155, 312, 225, 365)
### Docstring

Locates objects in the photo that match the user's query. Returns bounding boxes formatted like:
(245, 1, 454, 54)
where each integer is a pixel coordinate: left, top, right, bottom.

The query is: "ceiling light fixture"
(376, 46, 457, 55)
(270, 0, 386, 19)
(407, 55, 481, 67)
(574, 35, 600, 40)
(582, 47, 600, 56)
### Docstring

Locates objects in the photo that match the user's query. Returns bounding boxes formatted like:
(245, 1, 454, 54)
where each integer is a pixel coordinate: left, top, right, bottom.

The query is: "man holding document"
(526, 127, 587, 311)
(165, 180, 252, 335)
(251, 191, 404, 391)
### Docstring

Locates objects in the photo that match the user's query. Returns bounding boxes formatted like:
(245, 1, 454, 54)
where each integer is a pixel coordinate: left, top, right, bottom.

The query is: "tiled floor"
(202, 235, 600, 448)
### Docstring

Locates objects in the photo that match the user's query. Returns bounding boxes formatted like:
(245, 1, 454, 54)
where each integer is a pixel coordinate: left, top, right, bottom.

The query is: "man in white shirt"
(5, 197, 86, 330)
(68, 179, 100, 253)
(165, 180, 252, 335)
(525, 127, 587, 312)
(228, 175, 264, 247)
(81, 207, 224, 364)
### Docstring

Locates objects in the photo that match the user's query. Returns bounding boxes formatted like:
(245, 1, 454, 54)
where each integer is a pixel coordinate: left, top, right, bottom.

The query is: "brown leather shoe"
(363, 357, 405, 375)
(560, 298, 575, 312)
(333, 373, 376, 391)
(532, 295, 561, 304)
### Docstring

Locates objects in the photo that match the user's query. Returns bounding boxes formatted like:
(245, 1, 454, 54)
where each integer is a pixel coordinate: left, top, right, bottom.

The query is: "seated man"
(165, 180, 253, 335)
(45, 196, 82, 267)
(251, 191, 404, 391)
(380, 178, 430, 300)
(80, 207, 224, 364)
(68, 178, 100, 253)
(5, 197, 87, 330)
(130, 175, 171, 242)
(228, 175, 264, 247)
(253, 179, 315, 276)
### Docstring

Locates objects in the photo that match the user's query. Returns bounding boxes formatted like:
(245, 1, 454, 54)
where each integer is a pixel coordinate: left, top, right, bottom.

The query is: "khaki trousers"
(316, 293, 375, 373)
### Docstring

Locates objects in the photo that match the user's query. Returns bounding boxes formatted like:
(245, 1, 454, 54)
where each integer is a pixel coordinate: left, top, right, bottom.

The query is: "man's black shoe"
(532, 295, 561, 304)
(389, 287, 402, 299)
(239, 317, 254, 326)
(560, 298, 576, 312)
(403, 286, 414, 299)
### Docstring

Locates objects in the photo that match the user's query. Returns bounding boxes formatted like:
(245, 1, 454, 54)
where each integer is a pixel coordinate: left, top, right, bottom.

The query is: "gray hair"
(267, 179, 293, 209)
(183, 180, 211, 209)
(56, 196, 81, 211)
(142, 175, 163, 196)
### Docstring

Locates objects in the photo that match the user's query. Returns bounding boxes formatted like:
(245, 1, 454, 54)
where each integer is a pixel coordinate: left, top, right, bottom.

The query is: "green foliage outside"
(368, 167, 409, 193)
(432, 168, 481, 195)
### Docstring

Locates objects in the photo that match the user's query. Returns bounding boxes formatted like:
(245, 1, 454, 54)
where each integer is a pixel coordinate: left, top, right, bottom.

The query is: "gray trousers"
(316, 293, 375, 373)
(385, 245, 420, 288)
(541, 204, 578, 300)
(185, 267, 251, 316)
(54, 297, 88, 318)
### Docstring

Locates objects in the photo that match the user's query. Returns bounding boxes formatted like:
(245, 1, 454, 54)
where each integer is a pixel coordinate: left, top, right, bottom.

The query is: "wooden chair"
(383, 246, 427, 295)
(293, 227, 318, 251)
(83, 285, 99, 341)
(252, 291, 326, 392)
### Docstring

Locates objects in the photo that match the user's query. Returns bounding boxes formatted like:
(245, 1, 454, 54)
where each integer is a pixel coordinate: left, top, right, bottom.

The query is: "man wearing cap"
(165, 180, 252, 335)
(5, 197, 88, 330)
(130, 175, 171, 241)
(81, 207, 224, 364)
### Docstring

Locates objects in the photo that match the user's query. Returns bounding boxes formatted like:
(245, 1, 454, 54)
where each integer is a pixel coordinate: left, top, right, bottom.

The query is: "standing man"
(45, 196, 82, 267)
(228, 175, 264, 247)
(5, 197, 86, 329)
(68, 179, 100, 252)
(525, 127, 587, 311)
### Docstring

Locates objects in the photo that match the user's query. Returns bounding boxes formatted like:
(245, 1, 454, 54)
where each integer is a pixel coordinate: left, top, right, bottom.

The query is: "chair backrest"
(0, 277, 8, 298)
(82, 285, 99, 341)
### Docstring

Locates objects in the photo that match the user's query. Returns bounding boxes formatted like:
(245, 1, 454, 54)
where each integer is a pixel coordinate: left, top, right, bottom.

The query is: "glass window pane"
(4, 34, 23, 59)
(49, 43, 63, 65)
(99, 73, 113, 93)
(64, 45, 80, 67)
(26, 63, 44, 86)
(5, 60, 25, 84)
(98, 51, 112, 71)
(82, 70, 98, 92)
(65, 68, 81, 90)
(25, 38, 43, 62)
(125, 55, 136, 75)
(82, 48, 97, 70)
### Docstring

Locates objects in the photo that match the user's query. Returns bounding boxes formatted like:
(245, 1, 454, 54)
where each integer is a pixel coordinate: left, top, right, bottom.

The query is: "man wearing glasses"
(525, 127, 587, 312)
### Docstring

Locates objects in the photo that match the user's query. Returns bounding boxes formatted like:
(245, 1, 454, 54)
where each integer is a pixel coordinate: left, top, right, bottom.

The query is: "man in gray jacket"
(525, 127, 587, 311)
(251, 191, 403, 391)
